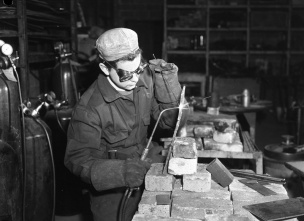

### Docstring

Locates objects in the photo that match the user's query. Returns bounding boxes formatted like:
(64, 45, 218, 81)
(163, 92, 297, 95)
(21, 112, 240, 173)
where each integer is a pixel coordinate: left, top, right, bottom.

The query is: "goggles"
(104, 59, 148, 82)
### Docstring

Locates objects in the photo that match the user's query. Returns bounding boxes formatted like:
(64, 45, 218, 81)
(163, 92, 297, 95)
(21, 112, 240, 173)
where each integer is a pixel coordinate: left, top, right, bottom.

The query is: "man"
(64, 28, 182, 221)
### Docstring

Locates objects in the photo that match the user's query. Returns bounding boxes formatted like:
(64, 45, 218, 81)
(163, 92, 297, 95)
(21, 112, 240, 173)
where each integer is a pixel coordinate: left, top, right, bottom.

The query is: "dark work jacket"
(64, 67, 181, 191)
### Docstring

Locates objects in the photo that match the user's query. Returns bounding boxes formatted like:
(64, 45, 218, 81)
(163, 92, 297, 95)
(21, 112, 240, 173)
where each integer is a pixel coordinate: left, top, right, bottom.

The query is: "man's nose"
(130, 73, 139, 82)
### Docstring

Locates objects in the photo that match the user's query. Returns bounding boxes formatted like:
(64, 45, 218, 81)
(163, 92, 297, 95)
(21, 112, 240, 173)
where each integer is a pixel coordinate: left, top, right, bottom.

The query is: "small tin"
(242, 89, 250, 107)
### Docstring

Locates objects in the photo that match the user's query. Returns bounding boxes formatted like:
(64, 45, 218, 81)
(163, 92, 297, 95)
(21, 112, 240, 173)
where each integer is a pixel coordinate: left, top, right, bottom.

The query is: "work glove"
(124, 158, 151, 188)
(149, 59, 181, 103)
(149, 59, 178, 77)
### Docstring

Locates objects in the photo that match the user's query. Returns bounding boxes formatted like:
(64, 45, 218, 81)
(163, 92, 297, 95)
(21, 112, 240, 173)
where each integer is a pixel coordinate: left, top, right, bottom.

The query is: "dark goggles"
(104, 59, 148, 82)
(116, 62, 148, 82)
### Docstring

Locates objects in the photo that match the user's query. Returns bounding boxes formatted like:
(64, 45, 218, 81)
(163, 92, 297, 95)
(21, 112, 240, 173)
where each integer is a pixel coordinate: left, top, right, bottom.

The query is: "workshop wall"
(113, 0, 164, 60)
(113, 0, 163, 25)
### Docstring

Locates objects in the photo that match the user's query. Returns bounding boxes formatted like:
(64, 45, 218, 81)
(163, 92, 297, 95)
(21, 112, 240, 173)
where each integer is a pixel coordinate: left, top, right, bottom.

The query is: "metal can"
(242, 89, 250, 107)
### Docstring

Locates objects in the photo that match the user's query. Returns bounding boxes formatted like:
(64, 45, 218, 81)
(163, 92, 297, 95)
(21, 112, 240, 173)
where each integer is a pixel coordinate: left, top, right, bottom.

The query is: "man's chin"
(125, 85, 136, 90)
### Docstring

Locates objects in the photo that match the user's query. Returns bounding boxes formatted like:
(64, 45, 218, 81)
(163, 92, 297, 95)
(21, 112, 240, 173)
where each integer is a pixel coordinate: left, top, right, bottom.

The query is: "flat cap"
(96, 28, 139, 61)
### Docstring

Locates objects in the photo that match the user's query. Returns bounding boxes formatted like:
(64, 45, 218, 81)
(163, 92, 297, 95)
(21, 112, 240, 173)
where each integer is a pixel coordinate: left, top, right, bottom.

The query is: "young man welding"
(64, 28, 182, 221)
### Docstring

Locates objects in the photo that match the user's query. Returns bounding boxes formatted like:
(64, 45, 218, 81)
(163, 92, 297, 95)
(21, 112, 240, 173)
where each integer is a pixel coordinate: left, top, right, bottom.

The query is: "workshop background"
(1, 0, 304, 220)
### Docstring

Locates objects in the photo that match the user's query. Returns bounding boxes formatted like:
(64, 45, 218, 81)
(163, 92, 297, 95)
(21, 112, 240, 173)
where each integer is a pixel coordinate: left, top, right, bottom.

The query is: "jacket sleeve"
(64, 106, 126, 191)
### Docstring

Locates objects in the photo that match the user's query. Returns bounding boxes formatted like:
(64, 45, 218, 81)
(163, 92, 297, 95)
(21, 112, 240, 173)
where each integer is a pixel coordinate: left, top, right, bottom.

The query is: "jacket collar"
(97, 69, 149, 103)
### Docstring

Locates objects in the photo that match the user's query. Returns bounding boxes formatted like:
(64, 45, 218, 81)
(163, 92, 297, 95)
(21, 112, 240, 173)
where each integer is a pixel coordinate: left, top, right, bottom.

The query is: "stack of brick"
(134, 166, 295, 220)
(168, 137, 198, 175)
(132, 137, 295, 220)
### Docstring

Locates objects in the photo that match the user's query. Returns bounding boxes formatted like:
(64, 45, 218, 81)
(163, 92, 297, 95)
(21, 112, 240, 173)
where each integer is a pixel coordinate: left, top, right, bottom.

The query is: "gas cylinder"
(52, 42, 79, 107)
(24, 116, 54, 221)
(0, 73, 23, 221)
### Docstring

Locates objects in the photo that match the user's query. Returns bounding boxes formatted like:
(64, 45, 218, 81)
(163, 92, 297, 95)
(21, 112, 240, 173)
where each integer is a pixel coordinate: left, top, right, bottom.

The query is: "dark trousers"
(90, 186, 144, 221)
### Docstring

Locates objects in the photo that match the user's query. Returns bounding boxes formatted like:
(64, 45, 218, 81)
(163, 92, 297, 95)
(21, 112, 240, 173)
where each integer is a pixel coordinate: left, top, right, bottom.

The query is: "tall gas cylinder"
(0, 73, 23, 221)
(24, 116, 54, 221)
(52, 42, 79, 107)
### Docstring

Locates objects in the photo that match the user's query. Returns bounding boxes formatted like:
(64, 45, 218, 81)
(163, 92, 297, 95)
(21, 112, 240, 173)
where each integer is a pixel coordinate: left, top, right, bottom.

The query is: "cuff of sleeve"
(91, 159, 126, 191)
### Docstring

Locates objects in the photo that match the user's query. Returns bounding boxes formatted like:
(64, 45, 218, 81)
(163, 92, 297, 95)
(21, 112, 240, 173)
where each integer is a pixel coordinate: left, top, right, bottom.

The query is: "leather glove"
(149, 59, 181, 103)
(124, 158, 151, 188)
(149, 59, 178, 76)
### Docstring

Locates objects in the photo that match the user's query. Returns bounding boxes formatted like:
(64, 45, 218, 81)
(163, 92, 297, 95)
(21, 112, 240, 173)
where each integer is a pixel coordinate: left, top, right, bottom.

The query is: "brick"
(172, 188, 231, 201)
(132, 213, 201, 221)
(183, 164, 211, 192)
(168, 158, 197, 175)
(145, 163, 175, 191)
(211, 179, 229, 191)
(231, 190, 289, 202)
(206, 158, 234, 187)
(192, 124, 214, 138)
(138, 191, 171, 217)
(229, 178, 288, 195)
(213, 129, 238, 144)
(204, 214, 251, 221)
(229, 179, 256, 193)
(171, 196, 233, 219)
(204, 138, 243, 152)
(233, 202, 260, 221)
(172, 137, 197, 159)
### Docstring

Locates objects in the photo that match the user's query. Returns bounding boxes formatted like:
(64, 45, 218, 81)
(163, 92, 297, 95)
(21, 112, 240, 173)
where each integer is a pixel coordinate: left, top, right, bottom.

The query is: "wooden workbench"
(162, 111, 263, 174)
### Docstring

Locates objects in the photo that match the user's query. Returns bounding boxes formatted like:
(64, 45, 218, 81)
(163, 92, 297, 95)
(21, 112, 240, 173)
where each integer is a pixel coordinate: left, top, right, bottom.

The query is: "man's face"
(109, 55, 141, 91)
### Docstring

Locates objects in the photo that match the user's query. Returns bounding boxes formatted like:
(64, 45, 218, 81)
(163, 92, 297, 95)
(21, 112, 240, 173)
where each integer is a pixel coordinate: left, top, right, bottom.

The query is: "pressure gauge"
(1, 43, 13, 56)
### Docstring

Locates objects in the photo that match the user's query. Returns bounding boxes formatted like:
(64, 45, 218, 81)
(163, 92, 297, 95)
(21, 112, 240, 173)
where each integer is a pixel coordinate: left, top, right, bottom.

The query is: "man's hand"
(124, 158, 151, 188)
(149, 59, 178, 76)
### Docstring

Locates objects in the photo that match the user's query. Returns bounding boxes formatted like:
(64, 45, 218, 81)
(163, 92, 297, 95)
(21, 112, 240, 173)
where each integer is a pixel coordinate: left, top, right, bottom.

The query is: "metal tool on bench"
(229, 169, 286, 185)
(230, 169, 285, 196)
(238, 179, 278, 196)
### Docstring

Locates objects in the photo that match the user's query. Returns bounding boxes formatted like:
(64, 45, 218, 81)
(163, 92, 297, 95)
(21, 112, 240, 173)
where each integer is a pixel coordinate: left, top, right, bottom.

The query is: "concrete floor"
(55, 109, 304, 221)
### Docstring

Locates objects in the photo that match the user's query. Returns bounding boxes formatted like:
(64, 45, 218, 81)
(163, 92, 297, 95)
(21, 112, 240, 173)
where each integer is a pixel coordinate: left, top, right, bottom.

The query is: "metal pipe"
(141, 106, 180, 161)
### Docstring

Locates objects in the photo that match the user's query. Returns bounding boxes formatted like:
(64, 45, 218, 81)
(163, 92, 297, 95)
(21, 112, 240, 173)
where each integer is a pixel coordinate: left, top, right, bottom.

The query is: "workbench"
(162, 111, 263, 174)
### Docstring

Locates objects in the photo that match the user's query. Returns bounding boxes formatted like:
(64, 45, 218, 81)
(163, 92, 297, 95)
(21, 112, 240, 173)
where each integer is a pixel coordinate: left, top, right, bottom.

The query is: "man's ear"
(99, 63, 110, 76)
